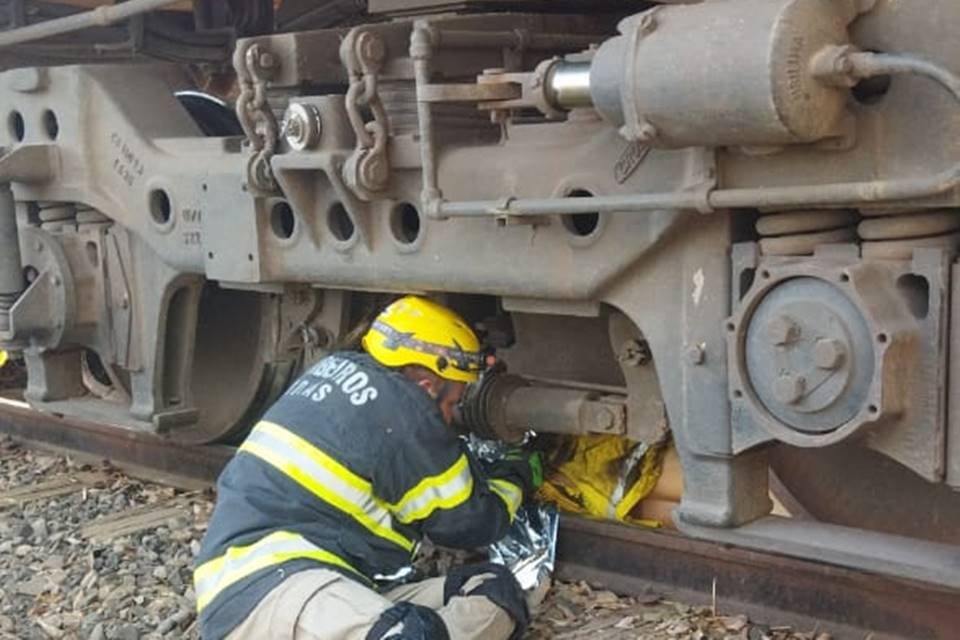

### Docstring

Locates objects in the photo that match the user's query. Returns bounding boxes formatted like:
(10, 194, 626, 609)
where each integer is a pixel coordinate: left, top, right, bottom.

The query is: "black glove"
(486, 448, 544, 496)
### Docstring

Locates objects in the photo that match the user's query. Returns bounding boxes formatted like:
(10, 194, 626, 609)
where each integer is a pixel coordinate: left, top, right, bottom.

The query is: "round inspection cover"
(744, 277, 874, 434)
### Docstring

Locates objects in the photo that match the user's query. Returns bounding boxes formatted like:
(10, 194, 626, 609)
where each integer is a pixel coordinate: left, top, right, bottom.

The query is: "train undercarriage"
(1, 0, 959, 591)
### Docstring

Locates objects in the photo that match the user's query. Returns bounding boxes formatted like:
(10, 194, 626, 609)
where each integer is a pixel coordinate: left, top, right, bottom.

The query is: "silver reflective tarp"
(468, 435, 559, 591)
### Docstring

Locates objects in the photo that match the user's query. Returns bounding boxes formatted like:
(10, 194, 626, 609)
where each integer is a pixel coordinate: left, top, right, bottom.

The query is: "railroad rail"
(0, 396, 957, 640)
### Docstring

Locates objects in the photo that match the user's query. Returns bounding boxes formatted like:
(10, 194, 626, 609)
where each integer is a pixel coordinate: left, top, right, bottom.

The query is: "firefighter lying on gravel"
(194, 296, 543, 640)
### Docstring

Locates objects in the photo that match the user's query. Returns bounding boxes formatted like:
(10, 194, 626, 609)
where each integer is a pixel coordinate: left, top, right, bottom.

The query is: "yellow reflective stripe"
(240, 422, 414, 552)
(389, 454, 474, 524)
(257, 421, 373, 495)
(489, 478, 522, 521)
(194, 531, 364, 612)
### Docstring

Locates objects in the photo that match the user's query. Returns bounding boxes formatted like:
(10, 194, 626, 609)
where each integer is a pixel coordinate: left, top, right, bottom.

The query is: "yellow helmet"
(362, 296, 486, 383)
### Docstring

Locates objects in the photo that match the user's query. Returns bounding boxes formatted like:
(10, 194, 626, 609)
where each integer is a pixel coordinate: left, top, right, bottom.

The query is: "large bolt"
(283, 103, 322, 151)
(774, 374, 806, 405)
(813, 338, 846, 370)
(593, 407, 616, 431)
(767, 315, 800, 346)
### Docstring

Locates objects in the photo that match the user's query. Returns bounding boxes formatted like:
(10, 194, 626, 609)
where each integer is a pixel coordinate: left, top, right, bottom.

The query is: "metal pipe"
(0, 0, 183, 49)
(411, 22, 444, 215)
(0, 183, 23, 335)
(544, 61, 594, 111)
(426, 52, 960, 218)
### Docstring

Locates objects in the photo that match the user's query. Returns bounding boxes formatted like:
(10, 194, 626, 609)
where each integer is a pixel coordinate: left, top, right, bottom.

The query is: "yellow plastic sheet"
(538, 435, 666, 528)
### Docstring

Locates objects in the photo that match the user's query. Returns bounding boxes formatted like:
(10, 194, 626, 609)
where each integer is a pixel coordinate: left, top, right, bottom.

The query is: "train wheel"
(770, 444, 960, 545)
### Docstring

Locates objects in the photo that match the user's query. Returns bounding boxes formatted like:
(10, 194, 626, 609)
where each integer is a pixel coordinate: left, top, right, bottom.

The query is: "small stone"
(18, 575, 50, 596)
(156, 609, 192, 635)
(152, 567, 167, 581)
(80, 570, 98, 590)
(189, 540, 201, 556)
(116, 623, 139, 640)
(0, 615, 12, 632)
(666, 620, 692, 636)
(14, 544, 32, 557)
(15, 521, 33, 539)
(30, 518, 49, 541)
(721, 614, 749, 632)
(35, 617, 63, 639)
(88, 623, 105, 640)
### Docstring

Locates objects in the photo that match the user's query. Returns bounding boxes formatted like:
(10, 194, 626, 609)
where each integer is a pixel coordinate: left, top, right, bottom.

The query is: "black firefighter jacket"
(194, 351, 525, 640)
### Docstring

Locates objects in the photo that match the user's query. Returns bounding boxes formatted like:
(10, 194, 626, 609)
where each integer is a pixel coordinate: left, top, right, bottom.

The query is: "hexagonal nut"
(767, 315, 800, 346)
(813, 338, 846, 370)
(773, 374, 806, 405)
(592, 407, 616, 431)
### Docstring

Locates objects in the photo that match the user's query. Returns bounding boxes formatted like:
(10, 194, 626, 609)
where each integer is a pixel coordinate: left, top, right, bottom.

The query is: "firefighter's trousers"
(224, 568, 515, 640)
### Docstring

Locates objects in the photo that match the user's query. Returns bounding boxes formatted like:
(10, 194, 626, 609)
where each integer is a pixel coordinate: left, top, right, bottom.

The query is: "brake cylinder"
(588, 0, 868, 148)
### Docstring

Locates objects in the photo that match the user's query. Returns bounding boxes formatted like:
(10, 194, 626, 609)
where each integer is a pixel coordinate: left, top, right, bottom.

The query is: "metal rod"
(411, 22, 444, 215)
(426, 52, 960, 218)
(0, 0, 183, 49)
(544, 61, 594, 111)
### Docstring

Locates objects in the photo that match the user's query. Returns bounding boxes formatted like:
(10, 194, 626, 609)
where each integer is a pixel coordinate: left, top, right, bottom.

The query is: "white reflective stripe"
(193, 530, 363, 612)
(389, 454, 475, 524)
(489, 478, 522, 521)
(240, 421, 414, 552)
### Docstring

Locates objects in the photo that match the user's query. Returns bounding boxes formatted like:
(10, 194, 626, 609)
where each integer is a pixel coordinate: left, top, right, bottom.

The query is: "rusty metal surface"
(0, 398, 232, 488)
(556, 517, 960, 640)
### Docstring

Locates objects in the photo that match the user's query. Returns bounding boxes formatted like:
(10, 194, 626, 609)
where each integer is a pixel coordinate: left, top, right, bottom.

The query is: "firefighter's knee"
(443, 563, 529, 640)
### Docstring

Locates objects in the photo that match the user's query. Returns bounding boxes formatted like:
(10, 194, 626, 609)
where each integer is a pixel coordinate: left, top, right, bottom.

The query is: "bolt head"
(593, 407, 616, 430)
(636, 122, 658, 143)
(685, 344, 705, 366)
(359, 154, 388, 190)
(774, 374, 806, 405)
(767, 315, 800, 346)
(258, 52, 276, 69)
(813, 338, 846, 370)
(357, 32, 386, 64)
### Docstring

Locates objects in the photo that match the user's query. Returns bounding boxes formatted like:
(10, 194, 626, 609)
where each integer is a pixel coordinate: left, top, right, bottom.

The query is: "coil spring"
(756, 209, 859, 256)
(75, 205, 110, 226)
(37, 201, 75, 231)
(0, 292, 16, 333)
(859, 209, 960, 260)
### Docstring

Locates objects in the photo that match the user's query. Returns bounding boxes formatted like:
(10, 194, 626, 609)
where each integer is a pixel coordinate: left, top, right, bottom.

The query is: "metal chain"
(342, 29, 390, 197)
(234, 40, 280, 194)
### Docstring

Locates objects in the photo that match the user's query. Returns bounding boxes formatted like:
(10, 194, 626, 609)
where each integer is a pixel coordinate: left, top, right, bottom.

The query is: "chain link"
(234, 41, 280, 194)
(342, 29, 391, 198)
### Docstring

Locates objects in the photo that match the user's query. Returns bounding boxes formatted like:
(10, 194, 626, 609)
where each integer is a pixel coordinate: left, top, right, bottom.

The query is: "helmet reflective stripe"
(371, 320, 486, 374)
(362, 296, 486, 383)
(239, 421, 414, 552)
(194, 531, 364, 612)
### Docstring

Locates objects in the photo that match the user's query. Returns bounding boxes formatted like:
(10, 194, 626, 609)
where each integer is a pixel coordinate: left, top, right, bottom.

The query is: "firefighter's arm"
(373, 419, 526, 549)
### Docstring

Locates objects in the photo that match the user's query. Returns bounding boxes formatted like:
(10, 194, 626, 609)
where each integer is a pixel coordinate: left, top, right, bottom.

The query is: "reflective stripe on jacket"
(194, 351, 521, 640)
